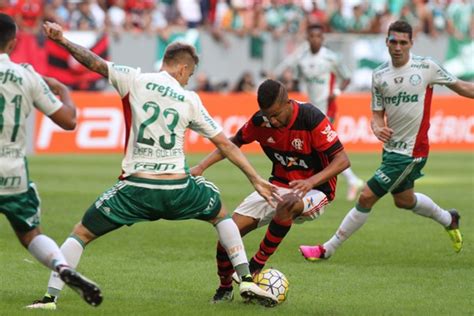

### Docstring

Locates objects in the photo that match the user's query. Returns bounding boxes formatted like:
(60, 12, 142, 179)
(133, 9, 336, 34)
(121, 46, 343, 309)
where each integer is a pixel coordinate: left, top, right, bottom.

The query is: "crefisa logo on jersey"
(291, 138, 304, 150)
(409, 74, 421, 86)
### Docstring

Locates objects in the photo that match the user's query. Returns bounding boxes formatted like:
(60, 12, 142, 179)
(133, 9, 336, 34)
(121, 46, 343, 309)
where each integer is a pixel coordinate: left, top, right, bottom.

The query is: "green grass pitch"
(0, 152, 473, 315)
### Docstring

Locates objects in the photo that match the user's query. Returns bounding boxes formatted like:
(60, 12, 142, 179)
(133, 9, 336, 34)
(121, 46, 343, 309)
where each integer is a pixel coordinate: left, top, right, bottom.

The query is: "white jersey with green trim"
(0, 54, 63, 195)
(371, 54, 457, 158)
(296, 46, 351, 114)
(107, 63, 222, 177)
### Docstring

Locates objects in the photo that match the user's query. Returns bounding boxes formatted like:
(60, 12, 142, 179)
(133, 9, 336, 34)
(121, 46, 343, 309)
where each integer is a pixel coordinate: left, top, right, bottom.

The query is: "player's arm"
(191, 135, 243, 176)
(371, 110, 393, 143)
(43, 76, 77, 130)
(43, 21, 108, 78)
(290, 150, 350, 196)
(446, 80, 474, 99)
(370, 74, 393, 143)
(208, 132, 280, 207)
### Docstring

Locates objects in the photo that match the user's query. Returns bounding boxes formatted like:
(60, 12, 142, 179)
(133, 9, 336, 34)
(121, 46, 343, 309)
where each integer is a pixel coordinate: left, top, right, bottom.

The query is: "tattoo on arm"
(60, 39, 108, 78)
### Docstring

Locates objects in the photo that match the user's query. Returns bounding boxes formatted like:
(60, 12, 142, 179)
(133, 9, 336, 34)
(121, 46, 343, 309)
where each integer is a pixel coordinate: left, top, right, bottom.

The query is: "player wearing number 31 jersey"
(0, 13, 102, 309)
(29, 22, 282, 309)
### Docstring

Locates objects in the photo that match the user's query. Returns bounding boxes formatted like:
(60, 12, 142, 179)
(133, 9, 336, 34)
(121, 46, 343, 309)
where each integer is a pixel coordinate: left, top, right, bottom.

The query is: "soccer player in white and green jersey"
(300, 20, 474, 261)
(0, 13, 102, 308)
(29, 22, 281, 309)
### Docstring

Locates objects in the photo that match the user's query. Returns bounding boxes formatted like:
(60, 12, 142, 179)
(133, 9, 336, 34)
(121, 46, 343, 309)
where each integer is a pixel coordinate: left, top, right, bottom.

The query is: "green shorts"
(0, 182, 41, 232)
(367, 151, 427, 197)
(82, 176, 222, 236)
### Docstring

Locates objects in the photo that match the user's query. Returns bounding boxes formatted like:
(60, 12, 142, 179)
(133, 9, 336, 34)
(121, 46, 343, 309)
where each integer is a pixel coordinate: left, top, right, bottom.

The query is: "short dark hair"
(0, 13, 16, 50)
(307, 23, 324, 33)
(163, 42, 199, 66)
(257, 79, 288, 109)
(387, 20, 413, 40)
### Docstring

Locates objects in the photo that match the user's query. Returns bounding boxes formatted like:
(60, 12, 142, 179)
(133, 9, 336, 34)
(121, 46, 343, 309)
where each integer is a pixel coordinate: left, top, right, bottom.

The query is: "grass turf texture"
(0, 152, 472, 315)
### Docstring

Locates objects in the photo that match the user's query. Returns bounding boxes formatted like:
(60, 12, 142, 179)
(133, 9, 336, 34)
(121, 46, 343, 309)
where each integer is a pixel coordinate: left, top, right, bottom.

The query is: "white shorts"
(234, 187, 329, 227)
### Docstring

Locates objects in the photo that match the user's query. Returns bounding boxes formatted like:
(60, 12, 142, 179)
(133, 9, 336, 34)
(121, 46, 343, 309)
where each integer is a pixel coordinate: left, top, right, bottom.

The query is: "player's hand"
(373, 126, 393, 143)
(190, 165, 204, 177)
(288, 179, 313, 197)
(43, 21, 65, 42)
(253, 177, 283, 208)
(42, 76, 68, 95)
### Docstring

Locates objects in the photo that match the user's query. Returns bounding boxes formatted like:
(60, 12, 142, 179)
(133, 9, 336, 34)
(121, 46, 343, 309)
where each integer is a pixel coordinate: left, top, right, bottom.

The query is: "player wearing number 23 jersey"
(109, 62, 222, 177)
(31, 24, 281, 308)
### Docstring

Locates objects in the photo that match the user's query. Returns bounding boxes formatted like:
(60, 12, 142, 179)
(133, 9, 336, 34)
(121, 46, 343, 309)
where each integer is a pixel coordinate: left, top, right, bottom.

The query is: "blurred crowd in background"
(0, 0, 472, 91)
(1, 0, 472, 38)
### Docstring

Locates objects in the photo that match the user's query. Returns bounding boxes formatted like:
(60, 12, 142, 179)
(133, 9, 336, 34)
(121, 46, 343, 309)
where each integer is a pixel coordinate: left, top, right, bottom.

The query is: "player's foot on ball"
(445, 209, 463, 253)
(299, 244, 328, 261)
(25, 294, 57, 310)
(58, 266, 103, 307)
(239, 278, 278, 308)
(232, 271, 241, 284)
(210, 286, 234, 303)
(347, 179, 364, 201)
(232, 268, 261, 284)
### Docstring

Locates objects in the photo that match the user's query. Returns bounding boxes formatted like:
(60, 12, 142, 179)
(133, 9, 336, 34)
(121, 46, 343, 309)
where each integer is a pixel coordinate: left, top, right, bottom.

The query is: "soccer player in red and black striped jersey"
(191, 79, 351, 302)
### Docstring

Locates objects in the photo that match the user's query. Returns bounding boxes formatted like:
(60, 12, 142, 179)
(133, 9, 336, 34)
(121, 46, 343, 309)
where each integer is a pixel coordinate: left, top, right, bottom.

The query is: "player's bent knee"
(72, 222, 97, 245)
(358, 190, 378, 209)
(232, 213, 258, 236)
(17, 227, 41, 248)
(275, 193, 302, 220)
(209, 207, 229, 224)
(394, 199, 415, 209)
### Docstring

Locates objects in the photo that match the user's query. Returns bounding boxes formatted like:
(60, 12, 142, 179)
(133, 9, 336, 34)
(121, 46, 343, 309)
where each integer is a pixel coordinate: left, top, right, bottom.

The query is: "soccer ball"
(253, 268, 289, 303)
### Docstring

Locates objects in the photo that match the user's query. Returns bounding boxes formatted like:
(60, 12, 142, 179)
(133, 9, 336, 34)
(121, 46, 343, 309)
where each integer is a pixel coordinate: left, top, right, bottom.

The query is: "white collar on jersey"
(0, 53, 10, 62)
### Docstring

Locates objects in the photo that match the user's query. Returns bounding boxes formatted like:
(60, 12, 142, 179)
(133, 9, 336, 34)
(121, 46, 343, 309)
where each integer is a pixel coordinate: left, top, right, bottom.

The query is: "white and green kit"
(0, 54, 63, 230)
(107, 62, 222, 177)
(369, 54, 457, 196)
(81, 63, 225, 232)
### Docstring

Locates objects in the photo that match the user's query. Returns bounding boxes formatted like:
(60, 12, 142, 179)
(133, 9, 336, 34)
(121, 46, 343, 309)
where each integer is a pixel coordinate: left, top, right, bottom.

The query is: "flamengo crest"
(291, 138, 304, 150)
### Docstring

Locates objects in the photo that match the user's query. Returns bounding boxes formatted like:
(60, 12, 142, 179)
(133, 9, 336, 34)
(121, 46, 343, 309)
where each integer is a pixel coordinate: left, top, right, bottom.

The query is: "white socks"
(28, 234, 68, 270)
(411, 192, 451, 227)
(47, 237, 85, 297)
(342, 168, 359, 185)
(324, 207, 369, 257)
(323, 193, 451, 258)
(215, 218, 248, 268)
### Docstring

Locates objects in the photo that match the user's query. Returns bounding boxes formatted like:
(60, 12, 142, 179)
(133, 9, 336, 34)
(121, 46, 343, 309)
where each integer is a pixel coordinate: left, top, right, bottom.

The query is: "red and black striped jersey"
(236, 101, 344, 201)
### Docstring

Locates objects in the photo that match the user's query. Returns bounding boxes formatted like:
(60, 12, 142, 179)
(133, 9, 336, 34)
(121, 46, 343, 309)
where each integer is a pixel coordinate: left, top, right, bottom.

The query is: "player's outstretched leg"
(26, 265, 103, 310)
(299, 244, 327, 261)
(214, 218, 277, 307)
(299, 206, 370, 261)
(26, 236, 88, 309)
(445, 210, 463, 253)
(26, 266, 102, 309)
(58, 266, 102, 306)
(410, 193, 463, 253)
(239, 275, 278, 307)
(26, 295, 58, 310)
